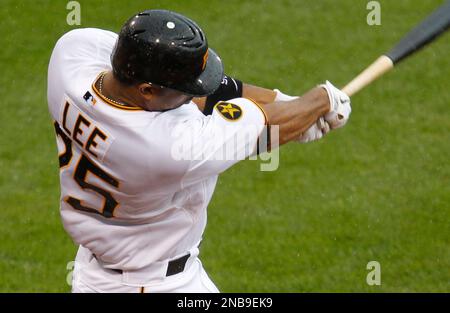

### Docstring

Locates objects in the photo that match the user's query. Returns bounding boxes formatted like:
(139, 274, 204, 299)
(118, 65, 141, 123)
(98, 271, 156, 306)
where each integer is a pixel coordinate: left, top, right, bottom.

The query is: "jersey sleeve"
(178, 97, 268, 187)
(47, 28, 118, 119)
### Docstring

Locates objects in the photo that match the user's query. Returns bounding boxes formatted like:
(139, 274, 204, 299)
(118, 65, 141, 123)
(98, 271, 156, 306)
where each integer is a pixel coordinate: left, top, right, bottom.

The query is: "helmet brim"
(171, 48, 224, 97)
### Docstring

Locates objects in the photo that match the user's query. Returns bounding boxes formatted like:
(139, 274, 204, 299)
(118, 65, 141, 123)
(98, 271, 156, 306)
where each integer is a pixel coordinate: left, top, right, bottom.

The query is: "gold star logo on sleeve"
(215, 102, 243, 121)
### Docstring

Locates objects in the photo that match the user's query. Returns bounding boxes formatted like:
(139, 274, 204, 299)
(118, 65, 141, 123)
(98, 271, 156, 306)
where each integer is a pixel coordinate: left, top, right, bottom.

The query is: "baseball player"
(47, 9, 351, 293)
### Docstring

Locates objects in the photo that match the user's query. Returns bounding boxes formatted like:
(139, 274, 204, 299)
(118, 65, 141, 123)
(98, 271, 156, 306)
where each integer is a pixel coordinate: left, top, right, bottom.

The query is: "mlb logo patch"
(83, 91, 97, 105)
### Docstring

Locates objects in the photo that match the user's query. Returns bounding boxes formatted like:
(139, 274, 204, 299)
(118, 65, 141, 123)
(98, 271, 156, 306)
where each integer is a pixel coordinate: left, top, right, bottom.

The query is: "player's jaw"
(139, 85, 193, 111)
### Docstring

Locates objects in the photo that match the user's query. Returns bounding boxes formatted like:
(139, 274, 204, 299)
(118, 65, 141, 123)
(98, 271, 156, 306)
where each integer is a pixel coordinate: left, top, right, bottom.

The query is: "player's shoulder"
(57, 28, 117, 44)
(157, 98, 265, 126)
(162, 98, 260, 120)
(150, 97, 266, 139)
(49, 27, 118, 80)
(157, 102, 204, 122)
(53, 28, 117, 54)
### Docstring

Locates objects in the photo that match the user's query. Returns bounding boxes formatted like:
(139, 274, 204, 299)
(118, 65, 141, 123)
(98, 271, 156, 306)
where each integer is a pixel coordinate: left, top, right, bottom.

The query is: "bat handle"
(342, 55, 394, 97)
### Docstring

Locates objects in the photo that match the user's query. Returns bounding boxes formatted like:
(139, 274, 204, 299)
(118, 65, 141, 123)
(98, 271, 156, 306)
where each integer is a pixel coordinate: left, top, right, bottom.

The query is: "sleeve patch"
(214, 101, 243, 121)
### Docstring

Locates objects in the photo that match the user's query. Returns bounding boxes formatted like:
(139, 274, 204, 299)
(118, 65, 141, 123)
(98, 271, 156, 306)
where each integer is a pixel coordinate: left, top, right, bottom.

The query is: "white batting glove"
(273, 89, 298, 102)
(320, 80, 351, 129)
(273, 89, 331, 143)
(298, 117, 331, 143)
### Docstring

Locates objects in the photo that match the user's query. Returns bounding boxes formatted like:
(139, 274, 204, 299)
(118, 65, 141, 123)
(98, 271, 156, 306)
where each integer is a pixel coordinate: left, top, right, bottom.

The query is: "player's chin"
(170, 96, 193, 108)
(183, 96, 194, 104)
(158, 97, 193, 111)
(172, 95, 193, 107)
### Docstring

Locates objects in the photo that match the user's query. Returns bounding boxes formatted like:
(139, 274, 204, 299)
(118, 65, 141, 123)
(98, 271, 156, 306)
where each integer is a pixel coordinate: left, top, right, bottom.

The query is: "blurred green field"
(0, 0, 449, 292)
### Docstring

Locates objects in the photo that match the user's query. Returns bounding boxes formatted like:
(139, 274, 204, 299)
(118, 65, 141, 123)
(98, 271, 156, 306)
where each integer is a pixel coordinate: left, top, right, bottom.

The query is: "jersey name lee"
(58, 99, 111, 161)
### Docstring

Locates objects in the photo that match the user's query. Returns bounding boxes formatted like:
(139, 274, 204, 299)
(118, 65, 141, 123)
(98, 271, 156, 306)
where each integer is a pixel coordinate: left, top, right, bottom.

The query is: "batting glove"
(298, 117, 331, 143)
(273, 89, 331, 143)
(321, 80, 351, 129)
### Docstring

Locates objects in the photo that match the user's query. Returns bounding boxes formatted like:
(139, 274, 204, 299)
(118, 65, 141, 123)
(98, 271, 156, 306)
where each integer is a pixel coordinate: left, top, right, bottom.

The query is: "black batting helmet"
(111, 9, 224, 96)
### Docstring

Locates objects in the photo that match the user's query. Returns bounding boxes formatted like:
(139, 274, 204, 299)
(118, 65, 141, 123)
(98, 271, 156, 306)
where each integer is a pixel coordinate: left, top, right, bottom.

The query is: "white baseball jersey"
(47, 28, 267, 271)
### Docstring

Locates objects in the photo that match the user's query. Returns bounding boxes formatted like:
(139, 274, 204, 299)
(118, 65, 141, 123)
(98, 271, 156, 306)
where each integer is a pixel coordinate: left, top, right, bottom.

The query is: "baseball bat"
(342, 0, 450, 97)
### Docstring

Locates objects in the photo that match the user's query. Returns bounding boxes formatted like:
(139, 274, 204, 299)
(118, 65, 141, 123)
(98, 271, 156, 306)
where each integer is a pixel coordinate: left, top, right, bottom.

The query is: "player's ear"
(137, 83, 154, 99)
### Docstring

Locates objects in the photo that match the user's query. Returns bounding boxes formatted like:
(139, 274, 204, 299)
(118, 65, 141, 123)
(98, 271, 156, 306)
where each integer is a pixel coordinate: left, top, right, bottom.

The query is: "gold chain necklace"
(98, 72, 129, 107)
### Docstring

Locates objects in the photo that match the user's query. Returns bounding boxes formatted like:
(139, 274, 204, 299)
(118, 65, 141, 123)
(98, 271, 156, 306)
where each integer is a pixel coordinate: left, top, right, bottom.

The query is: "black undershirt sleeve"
(203, 75, 243, 115)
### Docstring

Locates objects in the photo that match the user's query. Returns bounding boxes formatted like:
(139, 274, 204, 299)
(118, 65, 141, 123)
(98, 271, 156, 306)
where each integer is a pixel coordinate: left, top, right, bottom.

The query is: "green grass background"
(0, 0, 448, 292)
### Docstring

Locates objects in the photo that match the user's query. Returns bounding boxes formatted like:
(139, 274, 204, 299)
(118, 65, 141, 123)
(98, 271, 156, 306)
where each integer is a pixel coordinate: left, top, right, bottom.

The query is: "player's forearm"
(263, 87, 330, 145)
(242, 83, 277, 105)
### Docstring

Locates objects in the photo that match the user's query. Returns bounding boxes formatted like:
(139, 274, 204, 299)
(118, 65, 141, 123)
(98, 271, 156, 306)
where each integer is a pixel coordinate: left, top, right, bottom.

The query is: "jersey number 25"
(54, 121, 119, 218)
